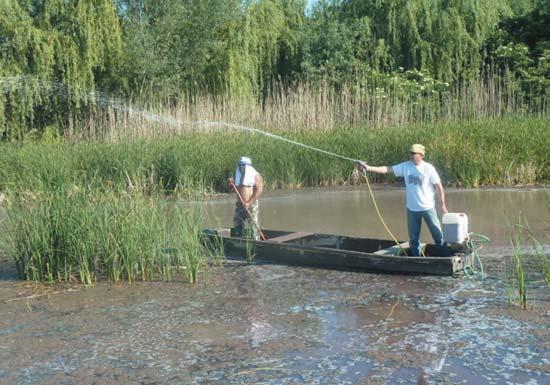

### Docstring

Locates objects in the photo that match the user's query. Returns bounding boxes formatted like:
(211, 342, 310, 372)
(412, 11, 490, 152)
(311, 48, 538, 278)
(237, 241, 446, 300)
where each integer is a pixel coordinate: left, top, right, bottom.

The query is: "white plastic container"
(442, 213, 469, 243)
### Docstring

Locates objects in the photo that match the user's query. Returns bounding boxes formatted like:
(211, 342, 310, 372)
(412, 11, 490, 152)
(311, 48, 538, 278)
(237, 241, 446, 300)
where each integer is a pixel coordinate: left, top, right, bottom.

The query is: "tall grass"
(0, 117, 547, 195)
(0, 187, 217, 283)
(69, 75, 547, 141)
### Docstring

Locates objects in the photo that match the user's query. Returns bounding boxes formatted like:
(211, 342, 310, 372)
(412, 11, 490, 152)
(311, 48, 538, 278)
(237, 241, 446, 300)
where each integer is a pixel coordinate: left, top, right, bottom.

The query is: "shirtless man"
(228, 156, 264, 239)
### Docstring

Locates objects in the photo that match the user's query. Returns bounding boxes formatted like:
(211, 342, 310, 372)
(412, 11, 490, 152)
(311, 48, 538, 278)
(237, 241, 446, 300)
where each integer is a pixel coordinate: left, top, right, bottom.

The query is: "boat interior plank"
(268, 232, 315, 243)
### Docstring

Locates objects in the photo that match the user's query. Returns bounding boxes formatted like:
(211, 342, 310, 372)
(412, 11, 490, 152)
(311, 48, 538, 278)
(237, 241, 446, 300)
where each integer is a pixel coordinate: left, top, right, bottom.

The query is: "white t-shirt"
(234, 165, 259, 187)
(392, 161, 441, 212)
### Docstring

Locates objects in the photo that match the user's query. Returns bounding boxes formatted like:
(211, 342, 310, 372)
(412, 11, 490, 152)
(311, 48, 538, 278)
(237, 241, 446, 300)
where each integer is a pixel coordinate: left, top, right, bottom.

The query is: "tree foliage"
(0, 0, 547, 138)
(119, 0, 303, 98)
(484, 0, 549, 98)
(301, 0, 527, 82)
(0, 0, 123, 139)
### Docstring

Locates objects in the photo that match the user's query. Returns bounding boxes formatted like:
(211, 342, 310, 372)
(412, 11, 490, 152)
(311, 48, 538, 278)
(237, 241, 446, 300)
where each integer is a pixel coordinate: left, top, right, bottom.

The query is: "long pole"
(229, 181, 267, 241)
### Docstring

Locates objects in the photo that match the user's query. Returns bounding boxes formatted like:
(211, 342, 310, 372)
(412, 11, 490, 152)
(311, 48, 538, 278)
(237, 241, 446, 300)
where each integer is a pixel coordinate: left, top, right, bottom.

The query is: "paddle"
(229, 180, 267, 241)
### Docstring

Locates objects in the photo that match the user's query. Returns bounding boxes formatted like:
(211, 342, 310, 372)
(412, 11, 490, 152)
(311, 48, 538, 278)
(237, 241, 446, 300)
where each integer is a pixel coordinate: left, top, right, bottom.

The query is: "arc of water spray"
(194, 121, 362, 163)
(0, 76, 343, 160)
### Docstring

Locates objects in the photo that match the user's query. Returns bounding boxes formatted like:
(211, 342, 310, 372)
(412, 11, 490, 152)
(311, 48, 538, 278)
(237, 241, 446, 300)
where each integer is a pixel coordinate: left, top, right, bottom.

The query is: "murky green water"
(0, 188, 548, 384)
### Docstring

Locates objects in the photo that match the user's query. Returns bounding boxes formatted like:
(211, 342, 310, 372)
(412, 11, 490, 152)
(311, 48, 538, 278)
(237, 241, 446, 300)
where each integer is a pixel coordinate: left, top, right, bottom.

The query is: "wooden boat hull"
(202, 228, 473, 276)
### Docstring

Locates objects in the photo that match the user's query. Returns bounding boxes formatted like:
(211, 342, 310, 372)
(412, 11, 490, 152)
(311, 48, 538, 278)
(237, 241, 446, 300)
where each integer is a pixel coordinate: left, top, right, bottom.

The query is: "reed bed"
(0, 117, 547, 196)
(0, 187, 218, 283)
(69, 75, 547, 142)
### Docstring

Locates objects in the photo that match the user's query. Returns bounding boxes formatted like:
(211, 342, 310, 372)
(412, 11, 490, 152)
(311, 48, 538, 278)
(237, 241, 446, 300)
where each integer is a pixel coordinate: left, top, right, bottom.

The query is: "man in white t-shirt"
(357, 144, 449, 256)
(228, 156, 264, 239)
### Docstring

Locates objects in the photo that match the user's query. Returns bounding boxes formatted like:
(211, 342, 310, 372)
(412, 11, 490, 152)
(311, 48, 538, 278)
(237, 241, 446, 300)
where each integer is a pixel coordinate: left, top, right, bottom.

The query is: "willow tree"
(223, 0, 304, 98)
(0, 0, 123, 139)
(118, 0, 235, 97)
(304, 0, 534, 83)
(119, 0, 304, 100)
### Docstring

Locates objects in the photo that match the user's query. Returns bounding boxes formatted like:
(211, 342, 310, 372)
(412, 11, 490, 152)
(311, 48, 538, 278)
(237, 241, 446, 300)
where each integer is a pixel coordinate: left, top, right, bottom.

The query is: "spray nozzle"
(356, 161, 368, 174)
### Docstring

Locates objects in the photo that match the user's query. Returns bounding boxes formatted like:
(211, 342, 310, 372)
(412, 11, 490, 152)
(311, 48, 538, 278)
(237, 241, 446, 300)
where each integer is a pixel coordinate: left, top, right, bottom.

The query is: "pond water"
(0, 187, 548, 385)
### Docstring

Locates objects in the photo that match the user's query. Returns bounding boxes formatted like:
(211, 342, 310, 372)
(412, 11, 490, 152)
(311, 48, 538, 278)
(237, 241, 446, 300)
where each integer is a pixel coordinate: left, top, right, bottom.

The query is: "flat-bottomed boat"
(202, 228, 473, 276)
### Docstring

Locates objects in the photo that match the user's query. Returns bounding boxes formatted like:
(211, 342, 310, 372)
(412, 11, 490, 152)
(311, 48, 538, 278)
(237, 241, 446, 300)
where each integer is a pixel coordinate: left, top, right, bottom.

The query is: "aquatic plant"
(0, 117, 547, 196)
(508, 214, 550, 310)
(0, 188, 215, 283)
(244, 222, 257, 263)
(170, 200, 217, 284)
(511, 223, 527, 310)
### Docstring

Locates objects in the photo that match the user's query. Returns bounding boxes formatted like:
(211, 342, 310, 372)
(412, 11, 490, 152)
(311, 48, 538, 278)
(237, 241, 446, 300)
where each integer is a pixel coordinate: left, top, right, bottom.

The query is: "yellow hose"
(361, 172, 408, 256)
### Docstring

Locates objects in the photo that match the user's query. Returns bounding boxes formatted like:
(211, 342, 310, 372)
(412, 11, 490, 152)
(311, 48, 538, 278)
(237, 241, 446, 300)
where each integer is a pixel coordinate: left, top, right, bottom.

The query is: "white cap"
(238, 156, 252, 165)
